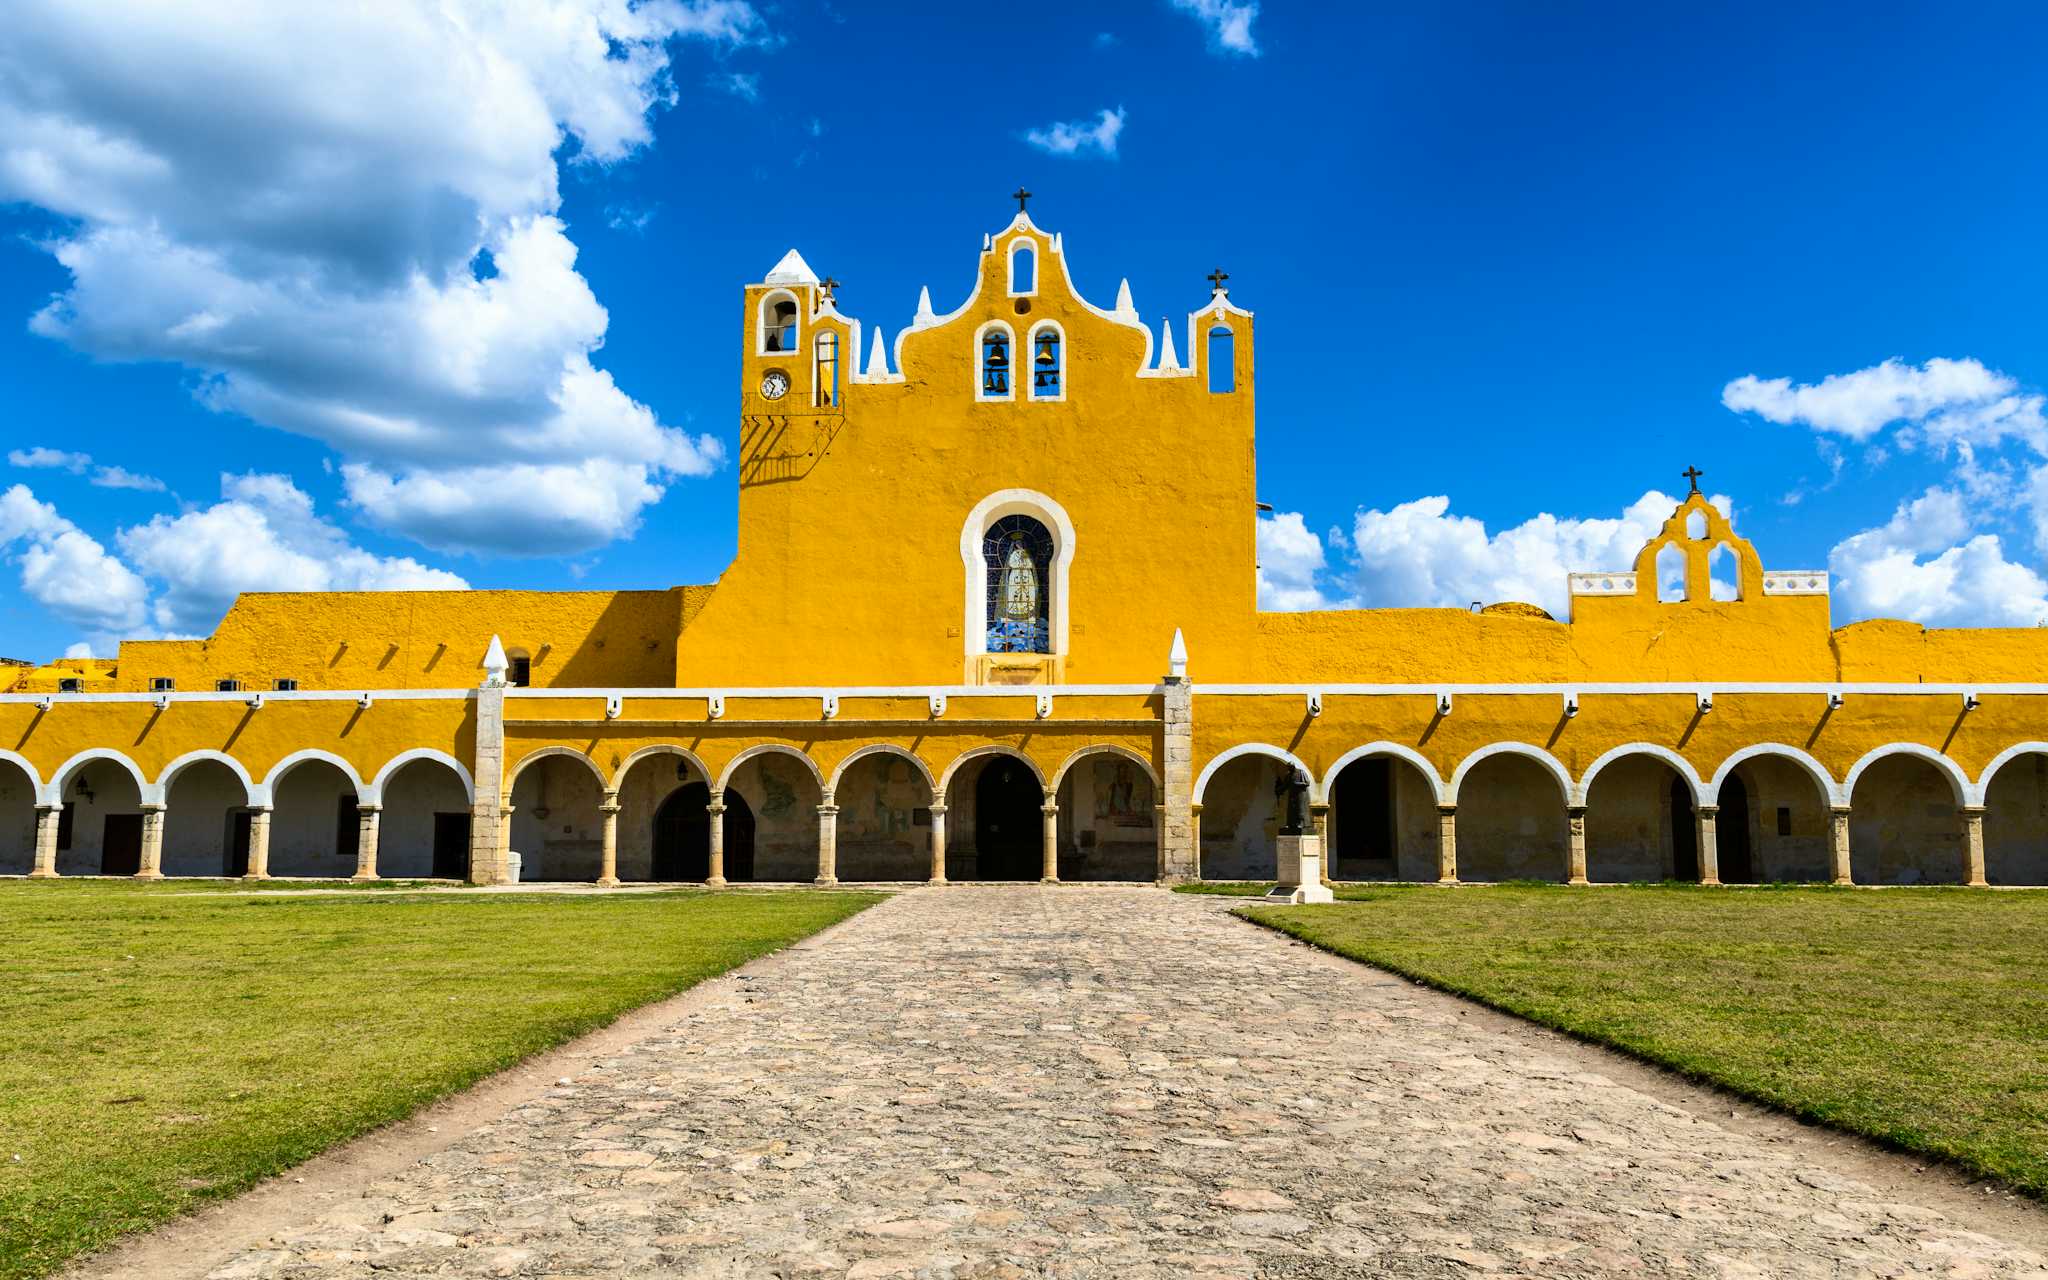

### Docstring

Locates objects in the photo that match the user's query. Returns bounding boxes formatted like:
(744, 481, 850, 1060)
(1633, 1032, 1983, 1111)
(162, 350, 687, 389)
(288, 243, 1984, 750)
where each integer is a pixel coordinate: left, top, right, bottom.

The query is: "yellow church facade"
(7, 208, 2048, 890)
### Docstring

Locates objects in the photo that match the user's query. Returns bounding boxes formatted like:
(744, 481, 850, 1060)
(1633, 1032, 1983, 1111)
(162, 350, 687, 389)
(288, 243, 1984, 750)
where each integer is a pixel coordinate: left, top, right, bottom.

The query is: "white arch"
(717, 744, 826, 796)
(1194, 743, 1315, 806)
(0, 750, 43, 799)
(1575, 743, 1706, 807)
(828, 744, 937, 796)
(1008, 239, 1037, 296)
(1051, 744, 1161, 792)
(1447, 742, 1573, 806)
(973, 319, 1017, 402)
(367, 749, 475, 807)
(1706, 743, 1841, 807)
(938, 744, 1048, 797)
(156, 750, 259, 807)
(1976, 742, 2048, 799)
(1844, 743, 1972, 807)
(610, 744, 713, 793)
(261, 749, 367, 807)
(960, 488, 1077, 661)
(509, 746, 608, 790)
(756, 288, 799, 355)
(1320, 743, 1446, 806)
(43, 748, 152, 806)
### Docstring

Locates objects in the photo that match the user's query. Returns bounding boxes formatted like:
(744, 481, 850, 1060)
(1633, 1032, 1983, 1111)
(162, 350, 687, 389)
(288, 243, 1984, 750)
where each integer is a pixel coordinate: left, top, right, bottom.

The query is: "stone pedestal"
(1266, 833, 1334, 905)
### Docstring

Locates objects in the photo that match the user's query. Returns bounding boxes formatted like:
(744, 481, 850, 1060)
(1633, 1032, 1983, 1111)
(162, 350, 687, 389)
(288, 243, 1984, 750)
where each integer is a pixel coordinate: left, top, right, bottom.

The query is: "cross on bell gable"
(1012, 187, 1032, 212)
(1207, 267, 1230, 294)
(1683, 465, 1703, 495)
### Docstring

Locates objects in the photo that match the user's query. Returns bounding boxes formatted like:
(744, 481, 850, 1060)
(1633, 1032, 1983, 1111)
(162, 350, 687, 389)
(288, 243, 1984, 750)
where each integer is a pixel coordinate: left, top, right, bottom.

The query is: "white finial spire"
(763, 249, 818, 285)
(914, 286, 935, 327)
(482, 635, 508, 687)
(865, 327, 888, 378)
(1157, 317, 1181, 372)
(982, 232, 992, 251)
(1114, 278, 1135, 317)
(1168, 628, 1188, 680)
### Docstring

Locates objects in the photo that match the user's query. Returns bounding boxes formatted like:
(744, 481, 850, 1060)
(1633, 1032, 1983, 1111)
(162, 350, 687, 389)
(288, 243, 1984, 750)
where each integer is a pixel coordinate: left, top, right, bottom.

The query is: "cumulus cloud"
(1723, 357, 2045, 449)
(711, 71, 759, 101)
(1256, 511, 1338, 610)
(1829, 488, 2048, 627)
(1169, 0, 1259, 55)
(119, 473, 469, 634)
(1024, 107, 1125, 158)
(0, 0, 740, 556)
(88, 465, 165, 492)
(0, 485, 150, 637)
(8, 447, 90, 473)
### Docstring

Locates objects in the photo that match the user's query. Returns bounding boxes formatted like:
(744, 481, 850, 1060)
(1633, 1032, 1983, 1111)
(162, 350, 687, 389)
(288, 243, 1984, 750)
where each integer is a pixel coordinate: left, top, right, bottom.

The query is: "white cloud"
(1024, 107, 1125, 158)
(119, 473, 469, 634)
(0, 484, 150, 638)
(1723, 357, 2045, 448)
(1257, 511, 1338, 610)
(8, 447, 90, 473)
(1341, 490, 1721, 618)
(711, 71, 759, 101)
(0, 0, 745, 557)
(1170, 0, 1259, 56)
(1828, 488, 2048, 627)
(88, 465, 165, 492)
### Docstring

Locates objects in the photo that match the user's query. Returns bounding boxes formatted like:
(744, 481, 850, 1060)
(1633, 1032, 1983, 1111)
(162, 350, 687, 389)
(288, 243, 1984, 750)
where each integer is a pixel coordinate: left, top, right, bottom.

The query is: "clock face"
(760, 369, 790, 400)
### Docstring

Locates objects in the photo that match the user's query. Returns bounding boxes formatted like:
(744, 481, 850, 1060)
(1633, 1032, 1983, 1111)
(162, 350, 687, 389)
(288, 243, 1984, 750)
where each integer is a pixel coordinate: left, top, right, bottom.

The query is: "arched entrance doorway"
(1670, 774, 1698, 881)
(974, 757, 1041, 880)
(652, 783, 755, 882)
(1718, 774, 1755, 883)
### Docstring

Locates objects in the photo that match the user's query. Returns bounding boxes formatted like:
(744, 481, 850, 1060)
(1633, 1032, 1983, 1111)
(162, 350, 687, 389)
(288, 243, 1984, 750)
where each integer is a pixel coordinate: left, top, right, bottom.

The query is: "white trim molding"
(828, 744, 938, 796)
(716, 744, 827, 795)
(1194, 743, 1315, 806)
(156, 750, 261, 807)
(1050, 744, 1162, 792)
(611, 744, 713, 793)
(1319, 743, 1446, 806)
(1977, 742, 2048, 797)
(43, 748, 152, 807)
(1842, 742, 1974, 806)
(508, 746, 608, 790)
(0, 749, 43, 799)
(937, 745, 1047, 797)
(1575, 743, 1706, 808)
(1446, 742, 1573, 806)
(261, 749, 368, 804)
(367, 748, 475, 807)
(1707, 743, 1843, 807)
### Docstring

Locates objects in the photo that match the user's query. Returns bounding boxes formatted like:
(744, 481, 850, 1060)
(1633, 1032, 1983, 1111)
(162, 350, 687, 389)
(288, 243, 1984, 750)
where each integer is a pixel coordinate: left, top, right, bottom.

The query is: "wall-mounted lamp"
(1435, 692, 1454, 717)
(1696, 691, 1714, 714)
(708, 694, 725, 719)
(1964, 691, 1982, 713)
(1305, 692, 1323, 718)
(821, 694, 839, 720)
(357, 692, 374, 710)
(73, 774, 94, 805)
(604, 694, 622, 720)
(1035, 692, 1053, 719)
(928, 694, 947, 718)
(245, 693, 265, 710)
(1562, 692, 1579, 719)
(1826, 691, 1845, 711)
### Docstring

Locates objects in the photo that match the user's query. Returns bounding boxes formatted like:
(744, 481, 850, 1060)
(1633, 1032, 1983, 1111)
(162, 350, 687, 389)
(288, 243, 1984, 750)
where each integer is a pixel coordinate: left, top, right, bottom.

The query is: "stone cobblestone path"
(202, 887, 2048, 1279)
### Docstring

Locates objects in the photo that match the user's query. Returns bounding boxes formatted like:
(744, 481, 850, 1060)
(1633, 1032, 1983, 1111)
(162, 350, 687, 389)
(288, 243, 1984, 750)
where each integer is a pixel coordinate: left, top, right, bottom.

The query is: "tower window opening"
(762, 295, 798, 353)
(980, 326, 1013, 399)
(984, 514, 1053, 653)
(1655, 543, 1687, 602)
(1208, 325, 1235, 393)
(1031, 326, 1062, 399)
(814, 331, 840, 406)
(507, 653, 531, 687)
(1010, 242, 1036, 295)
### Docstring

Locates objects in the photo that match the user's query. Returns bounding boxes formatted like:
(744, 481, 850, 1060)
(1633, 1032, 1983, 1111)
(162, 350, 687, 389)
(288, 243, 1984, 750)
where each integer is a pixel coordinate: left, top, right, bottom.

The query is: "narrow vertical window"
(761, 293, 798, 353)
(1010, 242, 1036, 294)
(815, 331, 840, 406)
(1207, 325, 1235, 393)
(1030, 326, 1062, 400)
(980, 326, 1012, 399)
(1656, 543, 1687, 602)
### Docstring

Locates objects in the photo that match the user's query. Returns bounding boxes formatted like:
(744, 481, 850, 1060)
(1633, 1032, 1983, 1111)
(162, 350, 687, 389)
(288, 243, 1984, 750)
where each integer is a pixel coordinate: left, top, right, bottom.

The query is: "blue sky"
(4, 0, 2048, 659)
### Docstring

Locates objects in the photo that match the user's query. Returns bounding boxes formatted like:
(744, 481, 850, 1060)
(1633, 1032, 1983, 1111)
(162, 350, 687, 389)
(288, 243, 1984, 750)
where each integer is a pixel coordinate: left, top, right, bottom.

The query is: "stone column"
(928, 803, 949, 883)
(1960, 804, 1988, 888)
(815, 790, 838, 885)
(1435, 804, 1458, 884)
(498, 804, 517, 882)
(597, 790, 621, 887)
(245, 806, 272, 880)
(1152, 803, 1168, 882)
(1040, 799, 1059, 883)
(1159, 676, 1196, 880)
(31, 805, 61, 878)
(467, 682, 509, 884)
(1310, 801, 1333, 885)
(1829, 806, 1853, 885)
(136, 803, 166, 879)
(1566, 804, 1589, 885)
(1695, 804, 1721, 886)
(707, 793, 728, 887)
(353, 804, 382, 880)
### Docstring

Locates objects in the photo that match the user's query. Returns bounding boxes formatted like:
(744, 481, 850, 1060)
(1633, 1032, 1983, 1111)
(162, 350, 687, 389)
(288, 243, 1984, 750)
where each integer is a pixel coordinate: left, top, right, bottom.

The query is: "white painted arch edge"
(937, 744, 1049, 797)
(1050, 743, 1162, 792)
(0, 749, 43, 800)
(1842, 742, 1975, 807)
(716, 743, 828, 796)
(41, 748, 152, 807)
(1575, 743, 1707, 807)
(507, 745, 609, 791)
(1194, 743, 1316, 806)
(959, 488, 1077, 661)
(828, 743, 939, 796)
(1706, 743, 1844, 807)
(1976, 741, 2048, 798)
(156, 749, 261, 807)
(261, 749, 368, 806)
(611, 744, 714, 794)
(1319, 742, 1446, 806)
(366, 748, 476, 808)
(1446, 742, 1573, 806)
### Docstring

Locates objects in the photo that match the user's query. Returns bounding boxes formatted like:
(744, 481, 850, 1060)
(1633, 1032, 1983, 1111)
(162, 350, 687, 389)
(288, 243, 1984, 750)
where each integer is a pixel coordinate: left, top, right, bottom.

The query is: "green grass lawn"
(1234, 883, 2048, 1196)
(0, 882, 883, 1280)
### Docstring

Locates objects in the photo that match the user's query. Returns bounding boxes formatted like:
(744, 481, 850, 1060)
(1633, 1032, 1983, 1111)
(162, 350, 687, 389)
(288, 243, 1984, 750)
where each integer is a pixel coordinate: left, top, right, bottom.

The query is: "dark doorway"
(1670, 775, 1697, 881)
(652, 785, 758, 882)
(974, 757, 1041, 880)
(432, 813, 471, 879)
(1719, 775, 1755, 883)
(101, 814, 142, 876)
(227, 811, 252, 877)
(1332, 758, 1395, 877)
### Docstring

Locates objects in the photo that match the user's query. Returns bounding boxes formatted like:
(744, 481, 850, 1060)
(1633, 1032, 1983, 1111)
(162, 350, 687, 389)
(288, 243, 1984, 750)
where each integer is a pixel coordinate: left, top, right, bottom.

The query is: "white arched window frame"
(814, 329, 840, 406)
(757, 289, 800, 355)
(1008, 239, 1038, 296)
(959, 489, 1076, 659)
(976, 320, 1016, 402)
(1027, 320, 1066, 402)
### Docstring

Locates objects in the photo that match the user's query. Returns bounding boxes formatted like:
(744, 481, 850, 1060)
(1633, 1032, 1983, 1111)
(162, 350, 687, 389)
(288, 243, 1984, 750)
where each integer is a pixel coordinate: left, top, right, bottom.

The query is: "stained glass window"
(980, 327, 1011, 398)
(984, 515, 1052, 653)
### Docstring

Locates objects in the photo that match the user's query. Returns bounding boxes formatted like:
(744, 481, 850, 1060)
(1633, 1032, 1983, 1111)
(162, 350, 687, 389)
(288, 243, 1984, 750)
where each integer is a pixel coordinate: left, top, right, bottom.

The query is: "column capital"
(598, 802, 622, 816)
(1566, 803, 1588, 817)
(35, 802, 61, 816)
(140, 802, 166, 815)
(248, 804, 273, 816)
(816, 803, 840, 817)
(1830, 804, 1853, 817)
(706, 802, 727, 816)
(1695, 804, 1720, 818)
(498, 804, 516, 818)
(1040, 801, 1059, 816)
(601, 787, 620, 805)
(1436, 802, 1458, 816)
(928, 803, 948, 816)
(1959, 804, 1988, 818)
(354, 802, 382, 815)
